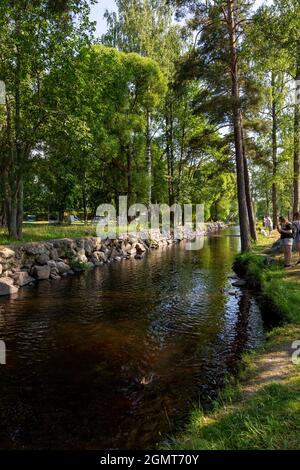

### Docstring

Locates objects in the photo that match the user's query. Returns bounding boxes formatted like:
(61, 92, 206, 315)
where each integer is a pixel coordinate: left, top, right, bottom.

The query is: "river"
(0, 227, 264, 449)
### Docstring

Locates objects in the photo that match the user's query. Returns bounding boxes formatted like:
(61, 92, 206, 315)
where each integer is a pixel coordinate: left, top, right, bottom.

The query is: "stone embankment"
(0, 223, 226, 296)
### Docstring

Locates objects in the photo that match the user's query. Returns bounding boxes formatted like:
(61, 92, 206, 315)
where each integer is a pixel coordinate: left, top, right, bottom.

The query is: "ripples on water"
(0, 228, 264, 449)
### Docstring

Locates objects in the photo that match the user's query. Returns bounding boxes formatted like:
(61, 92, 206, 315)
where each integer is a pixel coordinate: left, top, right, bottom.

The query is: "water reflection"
(0, 228, 264, 449)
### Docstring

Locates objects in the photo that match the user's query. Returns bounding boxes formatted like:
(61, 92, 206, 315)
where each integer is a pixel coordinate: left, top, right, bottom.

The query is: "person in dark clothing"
(293, 212, 300, 265)
(277, 216, 293, 268)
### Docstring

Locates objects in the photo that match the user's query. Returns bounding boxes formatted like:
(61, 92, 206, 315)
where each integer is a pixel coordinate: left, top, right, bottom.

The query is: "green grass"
(0, 223, 97, 245)
(234, 249, 300, 323)
(168, 377, 300, 450)
(0, 223, 133, 245)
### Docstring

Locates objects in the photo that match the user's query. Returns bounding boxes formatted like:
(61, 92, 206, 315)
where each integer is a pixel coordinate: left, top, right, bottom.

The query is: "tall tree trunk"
(82, 172, 87, 223)
(127, 148, 133, 215)
(293, 58, 300, 215)
(146, 109, 152, 211)
(16, 178, 23, 238)
(166, 100, 174, 207)
(243, 152, 257, 241)
(271, 72, 279, 227)
(241, 114, 257, 241)
(227, 0, 251, 252)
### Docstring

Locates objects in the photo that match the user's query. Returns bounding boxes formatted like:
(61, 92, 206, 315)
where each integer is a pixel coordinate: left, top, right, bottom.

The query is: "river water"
(0, 228, 264, 449)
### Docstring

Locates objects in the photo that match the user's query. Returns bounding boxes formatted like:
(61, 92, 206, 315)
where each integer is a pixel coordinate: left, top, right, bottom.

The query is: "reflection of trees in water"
(0, 229, 263, 449)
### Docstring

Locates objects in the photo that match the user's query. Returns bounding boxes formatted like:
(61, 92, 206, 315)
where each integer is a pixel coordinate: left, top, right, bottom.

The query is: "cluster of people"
(277, 212, 300, 268)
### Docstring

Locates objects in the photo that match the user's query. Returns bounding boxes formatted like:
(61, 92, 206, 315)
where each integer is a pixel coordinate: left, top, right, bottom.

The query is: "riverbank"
(0, 231, 175, 296)
(166, 238, 300, 450)
(0, 222, 226, 296)
(0, 221, 226, 246)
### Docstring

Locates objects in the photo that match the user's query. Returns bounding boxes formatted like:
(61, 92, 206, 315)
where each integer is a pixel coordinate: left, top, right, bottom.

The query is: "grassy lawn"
(0, 223, 97, 245)
(166, 233, 300, 450)
(0, 222, 136, 245)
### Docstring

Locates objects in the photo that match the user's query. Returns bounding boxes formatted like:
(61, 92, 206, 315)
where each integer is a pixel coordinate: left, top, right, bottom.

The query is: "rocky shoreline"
(0, 223, 226, 297)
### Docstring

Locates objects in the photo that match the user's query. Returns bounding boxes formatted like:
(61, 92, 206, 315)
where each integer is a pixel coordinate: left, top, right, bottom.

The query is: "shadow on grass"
(168, 379, 300, 450)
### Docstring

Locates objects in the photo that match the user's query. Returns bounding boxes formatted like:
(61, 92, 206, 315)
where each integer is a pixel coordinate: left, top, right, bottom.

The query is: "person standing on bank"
(277, 216, 294, 268)
(293, 212, 300, 265)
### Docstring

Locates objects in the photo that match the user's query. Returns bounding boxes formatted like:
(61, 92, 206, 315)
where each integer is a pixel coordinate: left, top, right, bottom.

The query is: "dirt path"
(241, 341, 293, 399)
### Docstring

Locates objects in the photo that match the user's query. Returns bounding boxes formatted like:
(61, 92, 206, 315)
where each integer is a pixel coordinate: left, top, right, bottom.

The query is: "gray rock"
(76, 250, 88, 264)
(0, 281, 18, 296)
(84, 239, 93, 256)
(50, 248, 59, 260)
(32, 265, 51, 280)
(91, 237, 102, 251)
(50, 272, 61, 280)
(13, 271, 35, 287)
(47, 260, 57, 268)
(270, 240, 283, 254)
(3, 270, 14, 278)
(0, 276, 14, 286)
(126, 246, 137, 256)
(232, 279, 247, 287)
(25, 243, 49, 256)
(56, 261, 71, 275)
(109, 248, 121, 260)
(0, 248, 15, 260)
(135, 242, 146, 254)
(36, 253, 50, 265)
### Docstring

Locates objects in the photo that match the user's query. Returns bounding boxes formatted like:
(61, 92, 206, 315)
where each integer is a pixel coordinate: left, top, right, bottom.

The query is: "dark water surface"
(0, 228, 264, 449)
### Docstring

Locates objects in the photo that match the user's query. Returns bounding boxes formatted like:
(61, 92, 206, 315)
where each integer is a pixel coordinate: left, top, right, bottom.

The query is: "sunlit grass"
(0, 222, 140, 245)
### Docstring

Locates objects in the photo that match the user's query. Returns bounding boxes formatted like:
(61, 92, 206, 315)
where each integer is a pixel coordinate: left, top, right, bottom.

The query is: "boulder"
(96, 251, 107, 263)
(36, 253, 50, 265)
(50, 272, 61, 280)
(0, 276, 14, 286)
(84, 239, 93, 256)
(0, 264, 2, 276)
(0, 248, 15, 260)
(0, 281, 18, 296)
(91, 237, 102, 251)
(47, 260, 57, 268)
(135, 242, 146, 254)
(126, 246, 137, 256)
(13, 271, 35, 287)
(77, 254, 88, 264)
(49, 248, 59, 260)
(32, 265, 51, 280)
(91, 251, 107, 264)
(109, 248, 121, 260)
(56, 261, 71, 275)
(76, 250, 88, 264)
(24, 243, 49, 257)
(232, 279, 247, 287)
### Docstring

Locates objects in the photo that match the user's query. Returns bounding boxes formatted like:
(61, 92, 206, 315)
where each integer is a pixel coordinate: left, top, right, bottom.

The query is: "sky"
(89, 0, 274, 38)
